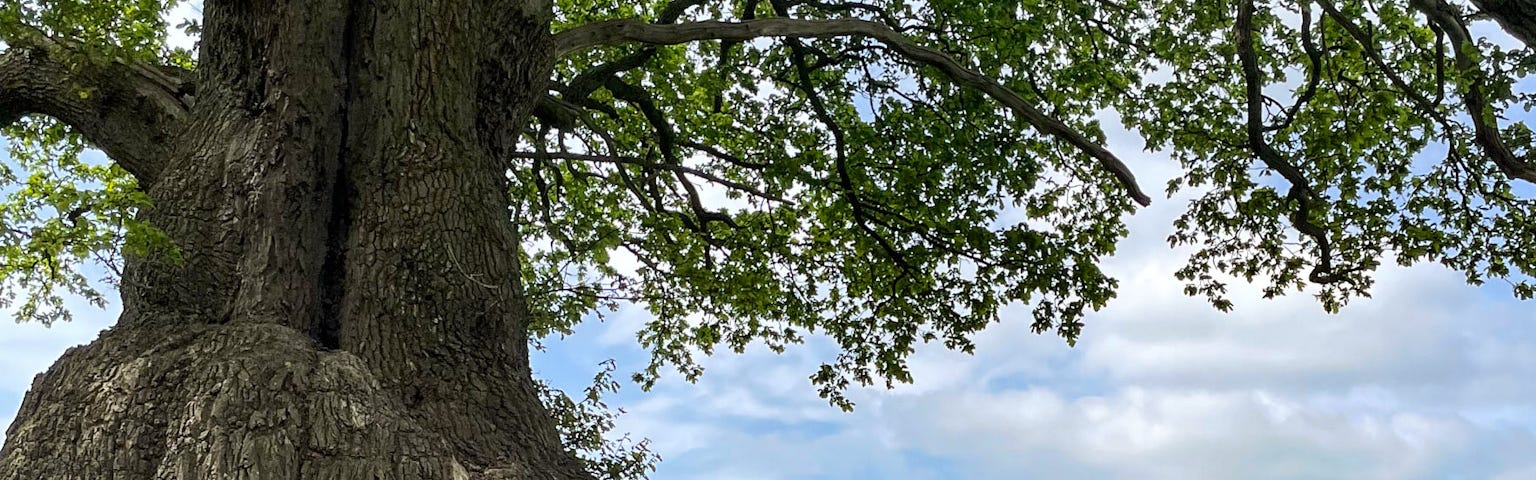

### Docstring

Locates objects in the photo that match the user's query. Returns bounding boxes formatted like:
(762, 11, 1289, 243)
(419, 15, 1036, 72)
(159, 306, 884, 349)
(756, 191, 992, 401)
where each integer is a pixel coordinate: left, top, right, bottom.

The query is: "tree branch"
(553, 17, 1154, 207)
(508, 150, 793, 204)
(1408, 0, 1536, 184)
(0, 31, 191, 186)
(1315, 0, 1448, 124)
(1470, 0, 1536, 49)
(1237, 0, 1358, 285)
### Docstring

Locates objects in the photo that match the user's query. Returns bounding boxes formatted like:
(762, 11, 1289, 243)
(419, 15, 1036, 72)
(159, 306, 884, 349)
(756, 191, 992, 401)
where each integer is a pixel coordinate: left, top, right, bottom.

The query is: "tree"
(2, 0, 1534, 477)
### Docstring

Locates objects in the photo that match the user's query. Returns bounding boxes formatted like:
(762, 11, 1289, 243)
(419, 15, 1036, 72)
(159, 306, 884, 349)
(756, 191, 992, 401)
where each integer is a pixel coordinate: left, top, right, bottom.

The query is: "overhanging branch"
(1470, 0, 1536, 49)
(553, 18, 1154, 206)
(1409, 0, 1536, 184)
(1237, 0, 1359, 285)
(0, 30, 190, 186)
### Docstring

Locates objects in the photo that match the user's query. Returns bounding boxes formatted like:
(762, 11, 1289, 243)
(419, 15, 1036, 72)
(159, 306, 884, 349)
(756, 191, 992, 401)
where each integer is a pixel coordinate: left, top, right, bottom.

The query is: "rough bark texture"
(0, 0, 589, 478)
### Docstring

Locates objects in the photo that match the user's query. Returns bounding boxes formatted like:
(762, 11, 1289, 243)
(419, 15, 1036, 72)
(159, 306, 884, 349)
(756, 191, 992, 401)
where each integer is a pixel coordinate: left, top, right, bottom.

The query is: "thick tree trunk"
(0, 0, 590, 478)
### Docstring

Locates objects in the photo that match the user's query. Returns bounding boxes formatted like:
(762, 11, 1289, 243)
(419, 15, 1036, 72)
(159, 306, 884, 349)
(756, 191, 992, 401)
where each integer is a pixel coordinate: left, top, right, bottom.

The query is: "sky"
(5, 2, 1536, 479)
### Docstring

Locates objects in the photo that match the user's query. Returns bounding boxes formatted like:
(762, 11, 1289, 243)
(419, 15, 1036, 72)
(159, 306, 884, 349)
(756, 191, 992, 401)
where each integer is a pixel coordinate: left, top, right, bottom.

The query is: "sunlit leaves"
(0, 0, 187, 324)
(1120, 0, 1536, 312)
(529, 0, 1536, 413)
(531, 0, 1136, 409)
(536, 359, 661, 480)
(0, 118, 164, 324)
(2, 0, 181, 61)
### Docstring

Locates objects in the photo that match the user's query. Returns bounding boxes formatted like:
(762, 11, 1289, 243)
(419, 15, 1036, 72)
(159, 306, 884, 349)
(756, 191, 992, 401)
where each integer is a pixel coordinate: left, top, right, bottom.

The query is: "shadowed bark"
(1471, 0, 1536, 48)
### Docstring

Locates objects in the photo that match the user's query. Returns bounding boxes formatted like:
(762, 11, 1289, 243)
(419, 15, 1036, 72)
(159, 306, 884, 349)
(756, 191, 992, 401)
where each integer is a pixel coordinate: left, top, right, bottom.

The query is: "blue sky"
(5, 2, 1536, 478)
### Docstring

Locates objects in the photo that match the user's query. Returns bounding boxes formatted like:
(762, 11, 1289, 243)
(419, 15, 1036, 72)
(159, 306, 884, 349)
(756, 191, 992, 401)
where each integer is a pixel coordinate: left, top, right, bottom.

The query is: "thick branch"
(0, 34, 190, 185)
(1409, 0, 1536, 184)
(554, 17, 1154, 206)
(561, 0, 708, 100)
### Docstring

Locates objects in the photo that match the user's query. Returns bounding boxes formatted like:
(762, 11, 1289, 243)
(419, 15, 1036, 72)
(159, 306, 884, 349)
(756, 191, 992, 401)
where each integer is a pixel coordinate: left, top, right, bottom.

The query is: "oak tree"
(2, 0, 1534, 478)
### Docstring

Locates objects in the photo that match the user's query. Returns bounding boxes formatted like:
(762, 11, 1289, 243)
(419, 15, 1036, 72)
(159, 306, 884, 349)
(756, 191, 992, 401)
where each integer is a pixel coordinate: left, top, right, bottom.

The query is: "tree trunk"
(0, 0, 591, 478)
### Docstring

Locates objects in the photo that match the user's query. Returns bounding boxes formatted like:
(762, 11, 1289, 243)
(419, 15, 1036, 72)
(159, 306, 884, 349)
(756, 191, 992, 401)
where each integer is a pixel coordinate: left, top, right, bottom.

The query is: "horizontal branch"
(553, 18, 1153, 206)
(1, 29, 191, 185)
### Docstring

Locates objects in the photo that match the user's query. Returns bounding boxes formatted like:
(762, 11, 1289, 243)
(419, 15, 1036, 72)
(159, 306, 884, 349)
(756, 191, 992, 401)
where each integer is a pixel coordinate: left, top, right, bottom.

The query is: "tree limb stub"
(0, 30, 190, 186)
(553, 18, 1154, 207)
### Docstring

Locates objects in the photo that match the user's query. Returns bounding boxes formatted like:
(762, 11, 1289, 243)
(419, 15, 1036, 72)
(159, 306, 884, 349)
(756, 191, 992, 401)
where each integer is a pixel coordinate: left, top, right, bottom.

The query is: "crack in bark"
(7, 1, 593, 477)
(315, 0, 366, 351)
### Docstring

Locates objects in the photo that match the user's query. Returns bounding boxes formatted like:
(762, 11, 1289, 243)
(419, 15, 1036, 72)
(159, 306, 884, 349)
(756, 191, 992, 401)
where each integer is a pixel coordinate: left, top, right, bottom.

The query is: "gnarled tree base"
(1, 322, 552, 479)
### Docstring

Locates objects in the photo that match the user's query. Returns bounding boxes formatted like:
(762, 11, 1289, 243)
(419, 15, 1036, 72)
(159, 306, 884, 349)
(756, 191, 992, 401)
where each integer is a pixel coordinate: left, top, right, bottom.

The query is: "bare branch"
(0, 29, 190, 185)
(553, 17, 1154, 206)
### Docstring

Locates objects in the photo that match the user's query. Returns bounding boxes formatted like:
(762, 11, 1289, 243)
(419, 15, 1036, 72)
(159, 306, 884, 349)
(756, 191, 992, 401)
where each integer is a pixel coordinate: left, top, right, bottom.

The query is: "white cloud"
(879, 385, 1535, 480)
(594, 303, 652, 347)
(1078, 262, 1494, 392)
(605, 166, 1536, 479)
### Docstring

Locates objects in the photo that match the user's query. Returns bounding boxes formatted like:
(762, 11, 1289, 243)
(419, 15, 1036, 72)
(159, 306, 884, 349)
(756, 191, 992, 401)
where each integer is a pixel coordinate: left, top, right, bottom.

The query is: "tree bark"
(0, 0, 590, 478)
